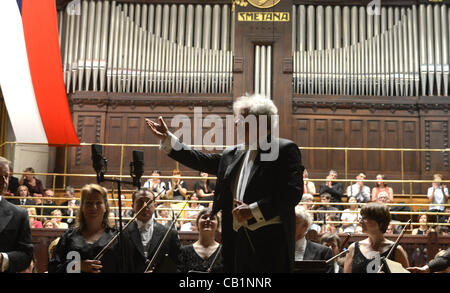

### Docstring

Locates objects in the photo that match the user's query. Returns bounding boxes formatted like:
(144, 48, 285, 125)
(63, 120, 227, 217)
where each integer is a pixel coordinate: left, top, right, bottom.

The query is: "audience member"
(385, 220, 401, 235)
(347, 173, 370, 203)
(319, 170, 344, 205)
(178, 208, 223, 273)
(412, 214, 435, 235)
(294, 206, 333, 273)
(143, 170, 167, 196)
(165, 169, 188, 201)
(341, 196, 360, 233)
(19, 168, 44, 198)
(320, 233, 343, 273)
(185, 194, 204, 219)
(155, 201, 176, 227)
(440, 206, 450, 224)
(112, 194, 133, 228)
(180, 212, 199, 232)
(42, 189, 57, 217)
(6, 166, 19, 198)
(354, 225, 363, 234)
(49, 184, 133, 273)
(43, 220, 59, 229)
(303, 169, 316, 195)
(322, 214, 343, 234)
(371, 174, 394, 203)
(0, 156, 34, 273)
(427, 174, 448, 219)
(11, 185, 36, 206)
(27, 208, 43, 228)
(51, 209, 68, 229)
(300, 193, 314, 209)
(61, 186, 79, 206)
(124, 189, 181, 272)
(344, 203, 409, 273)
(314, 192, 339, 222)
(194, 171, 215, 208)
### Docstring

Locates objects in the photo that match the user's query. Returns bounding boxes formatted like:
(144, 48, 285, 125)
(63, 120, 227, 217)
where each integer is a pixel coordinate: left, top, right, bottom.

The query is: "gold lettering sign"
(237, 12, 290, 22)
(247, 0, 280, 9)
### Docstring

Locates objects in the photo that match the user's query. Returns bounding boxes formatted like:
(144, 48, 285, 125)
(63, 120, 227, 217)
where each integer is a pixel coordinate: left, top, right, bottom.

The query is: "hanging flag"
(0, 0, 80, 145)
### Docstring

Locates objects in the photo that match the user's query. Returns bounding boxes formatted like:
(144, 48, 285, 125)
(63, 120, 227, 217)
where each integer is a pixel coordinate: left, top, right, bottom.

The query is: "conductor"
(145, 94, 304, 273)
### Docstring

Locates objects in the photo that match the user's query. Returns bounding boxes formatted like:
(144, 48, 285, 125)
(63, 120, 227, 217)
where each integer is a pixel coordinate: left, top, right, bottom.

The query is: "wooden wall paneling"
(314, 119, 329, 171)
(349, 119, 364, 172)
(384, 120, 400, 172)
(367, 120, 381, 171)
(296, 119, 310, 170)
(330, 119, 346, 174)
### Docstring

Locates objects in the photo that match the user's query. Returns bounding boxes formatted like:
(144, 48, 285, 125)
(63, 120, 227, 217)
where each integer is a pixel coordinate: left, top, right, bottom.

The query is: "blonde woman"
(27, 208, 43, 228)
(48, 184, 132, 273)
(50, 209, 68, 229)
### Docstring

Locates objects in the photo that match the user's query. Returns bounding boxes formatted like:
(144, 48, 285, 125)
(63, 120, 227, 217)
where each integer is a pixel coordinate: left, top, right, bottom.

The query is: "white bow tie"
(137, 220, 152, 232)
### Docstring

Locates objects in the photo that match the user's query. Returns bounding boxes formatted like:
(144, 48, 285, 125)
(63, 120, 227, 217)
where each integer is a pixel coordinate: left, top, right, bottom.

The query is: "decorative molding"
(292, 98, 419, 114)
(69, 94, 233, 112)
(425, 121, 431, 171)
(76, 117, 83, 166)
(444, 121, 449, 169)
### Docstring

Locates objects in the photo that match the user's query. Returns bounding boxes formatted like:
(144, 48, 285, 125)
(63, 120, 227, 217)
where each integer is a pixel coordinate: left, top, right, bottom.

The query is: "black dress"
(177, 244, 224, 273)
(351, 241, 396, 273)
(48, 227, 133, 273)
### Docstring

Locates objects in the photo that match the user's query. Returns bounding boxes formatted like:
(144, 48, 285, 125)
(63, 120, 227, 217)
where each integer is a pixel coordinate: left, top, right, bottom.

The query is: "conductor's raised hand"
(145, 117, 169, 140)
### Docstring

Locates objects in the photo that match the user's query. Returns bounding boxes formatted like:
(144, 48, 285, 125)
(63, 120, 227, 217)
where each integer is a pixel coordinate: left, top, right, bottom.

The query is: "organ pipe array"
(58, 1, 234, 94)
(293, 4, 450, 96)
(254, 45, 272, 98)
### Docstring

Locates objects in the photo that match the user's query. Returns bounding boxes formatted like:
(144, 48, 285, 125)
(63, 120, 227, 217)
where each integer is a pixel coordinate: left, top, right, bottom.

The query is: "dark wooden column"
(233, 0, 294, 140)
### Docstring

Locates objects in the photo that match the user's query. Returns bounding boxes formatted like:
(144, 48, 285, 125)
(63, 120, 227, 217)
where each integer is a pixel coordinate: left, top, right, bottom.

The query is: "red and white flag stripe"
(0, 0, 80, 145)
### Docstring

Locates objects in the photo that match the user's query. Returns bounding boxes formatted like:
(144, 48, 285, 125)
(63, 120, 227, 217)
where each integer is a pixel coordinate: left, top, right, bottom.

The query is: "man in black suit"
(0, 156, 33, 273)
(320, 233, 344, 273)
(10, 185, 36, 207)
(294, 206, 333, 273)
(124, 189, 180, 272)
(6, 166, 19, 200)
(145, 94, 304, 273)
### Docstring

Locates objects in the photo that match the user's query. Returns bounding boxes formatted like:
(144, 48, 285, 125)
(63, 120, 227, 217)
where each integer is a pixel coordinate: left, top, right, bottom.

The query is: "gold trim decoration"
(248, 0, 280, 9)
(232, 0, 248, 12)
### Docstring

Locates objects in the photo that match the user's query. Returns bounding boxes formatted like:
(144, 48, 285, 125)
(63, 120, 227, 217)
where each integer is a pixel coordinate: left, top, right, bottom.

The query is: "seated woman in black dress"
(178, 208, 223, 273)
(344, 203, 409, 273)
(48, 184, 129, 273)
(193, 172, 215, 208)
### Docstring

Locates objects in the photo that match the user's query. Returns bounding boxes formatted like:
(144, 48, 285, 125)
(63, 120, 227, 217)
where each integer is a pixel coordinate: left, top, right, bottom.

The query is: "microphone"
(91, 144, 107, 183)
(130, 150, 144, 188)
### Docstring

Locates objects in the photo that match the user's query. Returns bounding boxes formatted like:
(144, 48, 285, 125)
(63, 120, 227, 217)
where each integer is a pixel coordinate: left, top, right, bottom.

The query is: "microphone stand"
(94, 187, 167, 261)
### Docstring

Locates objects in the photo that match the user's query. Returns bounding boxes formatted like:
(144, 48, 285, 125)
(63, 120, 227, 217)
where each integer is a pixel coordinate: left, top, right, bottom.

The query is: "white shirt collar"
(295, 237, 307, 251)
(136, 216, 154, 231)
(0, 195, 2, 202)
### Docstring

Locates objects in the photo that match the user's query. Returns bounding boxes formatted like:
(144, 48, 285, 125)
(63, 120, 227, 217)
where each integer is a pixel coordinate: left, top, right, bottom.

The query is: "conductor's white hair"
(233, 93, 278, 116)
(233, 94, 278, 130)
(295, 205, 312, 227)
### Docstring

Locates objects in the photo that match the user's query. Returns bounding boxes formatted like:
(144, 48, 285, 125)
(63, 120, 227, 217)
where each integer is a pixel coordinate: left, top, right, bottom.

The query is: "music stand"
(294, 260, 329, 273)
